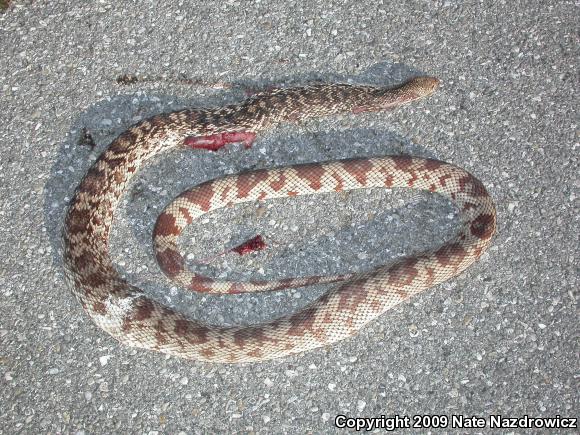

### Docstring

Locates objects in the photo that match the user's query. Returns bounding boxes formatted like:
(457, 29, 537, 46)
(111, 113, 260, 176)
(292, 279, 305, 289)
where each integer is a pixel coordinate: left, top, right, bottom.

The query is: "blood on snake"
(62, 76, 496, 363)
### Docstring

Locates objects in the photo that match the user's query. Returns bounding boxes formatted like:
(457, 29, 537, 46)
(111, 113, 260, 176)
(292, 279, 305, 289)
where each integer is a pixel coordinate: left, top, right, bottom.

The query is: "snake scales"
(63, 76, 496, 363)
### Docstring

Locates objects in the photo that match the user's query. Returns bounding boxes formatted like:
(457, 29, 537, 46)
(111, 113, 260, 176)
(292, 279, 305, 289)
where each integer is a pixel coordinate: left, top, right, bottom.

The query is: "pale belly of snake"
(62, 76, 496, 363)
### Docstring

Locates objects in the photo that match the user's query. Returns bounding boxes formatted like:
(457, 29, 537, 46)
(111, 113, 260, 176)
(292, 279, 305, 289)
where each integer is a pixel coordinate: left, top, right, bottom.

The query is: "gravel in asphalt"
(0, 1, 578, 433)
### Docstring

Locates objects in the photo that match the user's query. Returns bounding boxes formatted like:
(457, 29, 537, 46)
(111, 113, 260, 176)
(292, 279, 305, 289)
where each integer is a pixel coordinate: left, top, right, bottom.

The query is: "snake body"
(63, 77, 496, 363)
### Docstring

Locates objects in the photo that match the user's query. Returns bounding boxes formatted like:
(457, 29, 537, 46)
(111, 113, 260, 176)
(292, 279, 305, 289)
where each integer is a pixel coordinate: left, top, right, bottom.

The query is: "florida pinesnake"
(63, 76, 496, 363)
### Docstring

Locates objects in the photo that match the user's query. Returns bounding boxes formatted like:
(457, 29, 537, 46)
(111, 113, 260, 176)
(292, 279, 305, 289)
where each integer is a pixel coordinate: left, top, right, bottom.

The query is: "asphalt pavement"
(0, 1, 578, 433)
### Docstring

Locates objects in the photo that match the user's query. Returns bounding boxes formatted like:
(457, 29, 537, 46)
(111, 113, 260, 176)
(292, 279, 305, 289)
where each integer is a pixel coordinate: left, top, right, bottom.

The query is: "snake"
(63, 76, 497, 363)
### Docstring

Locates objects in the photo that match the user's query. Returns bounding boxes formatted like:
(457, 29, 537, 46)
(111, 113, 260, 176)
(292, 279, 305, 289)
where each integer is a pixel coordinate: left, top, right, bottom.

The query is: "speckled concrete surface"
(0, 1, 578, 433)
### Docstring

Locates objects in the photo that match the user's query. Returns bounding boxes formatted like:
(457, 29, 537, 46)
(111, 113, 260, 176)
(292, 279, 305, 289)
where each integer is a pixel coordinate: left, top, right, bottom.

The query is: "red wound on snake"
(184, 132, 256, 151)
(231, 235, 266, 255)
(193, 235, 267, 264)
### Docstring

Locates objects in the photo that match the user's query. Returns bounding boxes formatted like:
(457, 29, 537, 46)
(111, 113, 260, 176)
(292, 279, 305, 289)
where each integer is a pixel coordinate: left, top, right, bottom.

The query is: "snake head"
(361, 76, 440, 113)
(403, 76, 440, 98)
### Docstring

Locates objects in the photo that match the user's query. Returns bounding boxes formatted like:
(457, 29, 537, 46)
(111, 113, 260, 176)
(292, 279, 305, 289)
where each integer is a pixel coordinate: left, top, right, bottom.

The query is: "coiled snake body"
(63, 77, 496, 363)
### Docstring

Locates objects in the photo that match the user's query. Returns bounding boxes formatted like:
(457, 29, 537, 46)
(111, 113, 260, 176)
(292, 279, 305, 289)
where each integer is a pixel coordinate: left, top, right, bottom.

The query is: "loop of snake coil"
(63, 77, 496, 363)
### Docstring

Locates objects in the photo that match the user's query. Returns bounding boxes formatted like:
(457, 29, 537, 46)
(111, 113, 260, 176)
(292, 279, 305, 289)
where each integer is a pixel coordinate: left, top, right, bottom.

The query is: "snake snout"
(408, 76, 440, 97)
